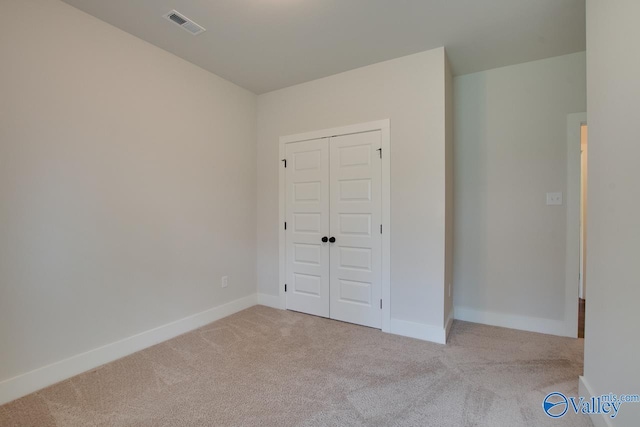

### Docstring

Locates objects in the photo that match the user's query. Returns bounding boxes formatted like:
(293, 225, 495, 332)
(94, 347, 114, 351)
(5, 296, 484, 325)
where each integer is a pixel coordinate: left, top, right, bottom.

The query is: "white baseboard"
(0, 294, 258, 406)
(579, 376, 612, 427)
(256, 294, 448, 345)
(444, 310, 454, 343)
(389, 318, 447, 344)
(257, 293, 284, 309)
(454, 306, 573, 337)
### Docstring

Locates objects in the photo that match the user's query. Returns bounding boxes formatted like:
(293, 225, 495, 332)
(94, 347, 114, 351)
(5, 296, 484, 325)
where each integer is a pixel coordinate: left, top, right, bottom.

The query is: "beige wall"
(0, 0, 257, 383)
(582, 0, 640, 424)
(453, 52, 586, 335)
(256, 49, 450, 330)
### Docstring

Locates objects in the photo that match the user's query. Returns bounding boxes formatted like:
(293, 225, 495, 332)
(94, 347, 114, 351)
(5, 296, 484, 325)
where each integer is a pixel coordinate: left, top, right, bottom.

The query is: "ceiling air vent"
(163, 10, 206, 36)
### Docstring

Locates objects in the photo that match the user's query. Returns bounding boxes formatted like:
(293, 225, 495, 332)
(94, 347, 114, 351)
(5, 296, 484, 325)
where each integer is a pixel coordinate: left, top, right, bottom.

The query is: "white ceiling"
(61, 0, 585, 94)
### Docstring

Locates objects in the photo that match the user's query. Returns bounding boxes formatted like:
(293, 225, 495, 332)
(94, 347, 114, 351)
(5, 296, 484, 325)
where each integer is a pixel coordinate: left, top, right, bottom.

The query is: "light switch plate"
(546, 192, 563, 205)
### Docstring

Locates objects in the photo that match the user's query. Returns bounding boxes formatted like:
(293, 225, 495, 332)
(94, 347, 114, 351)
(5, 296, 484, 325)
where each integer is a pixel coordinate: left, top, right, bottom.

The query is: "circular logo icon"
(543, 392, 569, 418)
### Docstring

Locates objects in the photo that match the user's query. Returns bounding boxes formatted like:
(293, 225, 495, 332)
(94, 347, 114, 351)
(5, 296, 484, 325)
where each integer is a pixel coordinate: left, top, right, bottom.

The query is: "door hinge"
(377, 148, 382, 159)
(380, 224, 383, 234)
(284, 221, 287, 230)
(284, 284, 287, 292)
(281, 158, 287, 168)
(380, 299, 382, 309)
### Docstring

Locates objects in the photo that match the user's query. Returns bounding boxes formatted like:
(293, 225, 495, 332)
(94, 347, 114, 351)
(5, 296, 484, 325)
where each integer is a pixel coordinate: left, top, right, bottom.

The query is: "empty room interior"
(0, 0, 638, 426)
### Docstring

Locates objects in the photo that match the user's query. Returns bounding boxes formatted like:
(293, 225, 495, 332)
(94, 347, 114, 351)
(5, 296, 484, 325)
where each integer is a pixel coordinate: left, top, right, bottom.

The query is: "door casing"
(564, 112, 585, 338)
(278, 119, 391, 332)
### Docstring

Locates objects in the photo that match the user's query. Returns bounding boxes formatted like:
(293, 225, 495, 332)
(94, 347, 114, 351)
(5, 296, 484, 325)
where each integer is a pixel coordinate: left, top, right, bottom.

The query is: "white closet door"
(285, 138, 330, 317)
(329, 131, 382, 328)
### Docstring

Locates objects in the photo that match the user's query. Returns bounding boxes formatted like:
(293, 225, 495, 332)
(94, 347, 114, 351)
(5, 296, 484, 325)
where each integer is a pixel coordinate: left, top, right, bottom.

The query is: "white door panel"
(284, 131, 382, 328)
(285, 139, 330, 317)
(329, 131, 382, 328)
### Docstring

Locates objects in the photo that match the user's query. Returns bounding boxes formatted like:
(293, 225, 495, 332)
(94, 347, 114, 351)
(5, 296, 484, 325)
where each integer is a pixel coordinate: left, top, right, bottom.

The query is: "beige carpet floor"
(0, 305, 592, 427)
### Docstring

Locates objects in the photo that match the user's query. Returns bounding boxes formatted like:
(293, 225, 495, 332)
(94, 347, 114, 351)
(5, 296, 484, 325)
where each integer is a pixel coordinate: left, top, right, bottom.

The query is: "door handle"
(322, 236, 328, 243)
(329, 237, 336, 243)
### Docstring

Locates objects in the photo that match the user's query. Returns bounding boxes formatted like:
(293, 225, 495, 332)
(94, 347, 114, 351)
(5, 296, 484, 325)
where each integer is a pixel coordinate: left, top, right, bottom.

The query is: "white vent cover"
(162, 10, 206, 36)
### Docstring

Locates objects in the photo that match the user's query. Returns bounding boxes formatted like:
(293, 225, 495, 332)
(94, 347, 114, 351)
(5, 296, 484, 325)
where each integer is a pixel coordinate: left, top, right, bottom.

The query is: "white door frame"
(565, 112, 586, 338)
(278, 119, 391, 332)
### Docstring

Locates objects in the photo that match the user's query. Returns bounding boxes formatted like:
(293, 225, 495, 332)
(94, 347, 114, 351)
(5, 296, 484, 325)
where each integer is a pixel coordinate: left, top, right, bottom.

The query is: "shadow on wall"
(453, 73, 490, 312)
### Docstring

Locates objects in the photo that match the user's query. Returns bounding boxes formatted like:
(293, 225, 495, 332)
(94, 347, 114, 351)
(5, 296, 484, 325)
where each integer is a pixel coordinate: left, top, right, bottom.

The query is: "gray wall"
(256, 49, 450, 329)
(0, 0, 257, 383)
(453, 52, 586, 335)
(582, 0, 640, 424)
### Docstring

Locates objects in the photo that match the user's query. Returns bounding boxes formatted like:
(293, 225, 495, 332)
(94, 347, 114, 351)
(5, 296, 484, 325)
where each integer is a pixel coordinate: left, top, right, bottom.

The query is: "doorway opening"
(578, 124, 588, 338)
(565, 112, 585, 339)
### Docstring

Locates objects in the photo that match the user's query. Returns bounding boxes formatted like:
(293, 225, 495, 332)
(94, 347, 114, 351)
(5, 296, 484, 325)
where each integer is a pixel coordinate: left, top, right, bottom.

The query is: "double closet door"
(285, 130, 382, 329)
